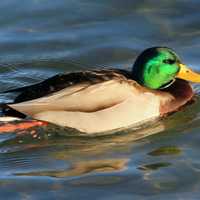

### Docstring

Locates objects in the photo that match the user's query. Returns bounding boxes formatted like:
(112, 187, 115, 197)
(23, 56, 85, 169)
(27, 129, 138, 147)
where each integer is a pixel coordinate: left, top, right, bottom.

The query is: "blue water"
(0, 0, 200, 199)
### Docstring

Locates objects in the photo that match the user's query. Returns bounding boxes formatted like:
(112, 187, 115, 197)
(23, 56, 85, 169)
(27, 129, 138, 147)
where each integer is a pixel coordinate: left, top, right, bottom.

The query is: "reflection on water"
(15, 159, 129, 178)
(0, 0, 200, 199)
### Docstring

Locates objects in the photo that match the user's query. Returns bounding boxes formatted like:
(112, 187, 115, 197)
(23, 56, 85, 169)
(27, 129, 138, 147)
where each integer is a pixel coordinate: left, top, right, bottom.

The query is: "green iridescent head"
(132, 47, 183, 89)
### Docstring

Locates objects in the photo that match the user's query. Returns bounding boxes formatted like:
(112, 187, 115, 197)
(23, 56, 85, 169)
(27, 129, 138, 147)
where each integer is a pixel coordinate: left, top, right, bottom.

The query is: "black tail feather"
(0, 103, 26, 118)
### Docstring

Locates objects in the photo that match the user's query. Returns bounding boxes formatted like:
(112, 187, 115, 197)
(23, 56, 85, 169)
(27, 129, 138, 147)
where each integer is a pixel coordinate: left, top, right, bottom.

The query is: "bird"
(1, 47, 200, 134)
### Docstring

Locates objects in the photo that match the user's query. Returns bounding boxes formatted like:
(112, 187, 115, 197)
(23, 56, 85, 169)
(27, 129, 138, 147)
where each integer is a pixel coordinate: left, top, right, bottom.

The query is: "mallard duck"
(2, 47, 200, 134)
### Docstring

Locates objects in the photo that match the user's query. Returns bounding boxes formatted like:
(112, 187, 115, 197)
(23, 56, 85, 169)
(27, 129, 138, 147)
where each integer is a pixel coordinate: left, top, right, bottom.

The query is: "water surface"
(0, 0, 200, 199)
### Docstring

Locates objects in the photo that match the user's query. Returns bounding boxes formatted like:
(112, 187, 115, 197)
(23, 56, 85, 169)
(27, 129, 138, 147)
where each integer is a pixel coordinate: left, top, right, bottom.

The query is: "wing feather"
(6, 69, 136, 116)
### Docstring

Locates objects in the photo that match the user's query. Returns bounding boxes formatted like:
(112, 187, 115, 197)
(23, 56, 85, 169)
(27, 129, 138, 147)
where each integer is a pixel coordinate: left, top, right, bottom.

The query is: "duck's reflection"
(15, 158, 129, 178)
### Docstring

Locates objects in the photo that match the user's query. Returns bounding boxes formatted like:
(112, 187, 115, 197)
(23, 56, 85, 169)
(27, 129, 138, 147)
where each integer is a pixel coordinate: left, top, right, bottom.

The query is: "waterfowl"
(2, 47, 200, 134)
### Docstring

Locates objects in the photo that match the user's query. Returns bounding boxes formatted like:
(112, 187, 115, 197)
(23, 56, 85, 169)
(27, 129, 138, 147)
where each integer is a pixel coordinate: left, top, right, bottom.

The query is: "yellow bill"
(176, 63, 200, 83)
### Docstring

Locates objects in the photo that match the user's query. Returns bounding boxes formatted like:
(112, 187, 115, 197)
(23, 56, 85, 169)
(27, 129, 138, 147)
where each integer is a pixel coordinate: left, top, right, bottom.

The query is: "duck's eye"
(163, 59, 175, 64)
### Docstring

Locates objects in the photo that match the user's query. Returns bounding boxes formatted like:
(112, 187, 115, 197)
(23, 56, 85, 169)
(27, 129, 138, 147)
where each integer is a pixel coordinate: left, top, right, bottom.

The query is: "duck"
(1, 47, 200, 134)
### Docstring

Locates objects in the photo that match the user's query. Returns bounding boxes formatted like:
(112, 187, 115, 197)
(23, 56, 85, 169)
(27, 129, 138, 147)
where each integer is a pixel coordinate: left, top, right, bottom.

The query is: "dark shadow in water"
(138, 162, 171, 171)
(148, 146, 182, 156)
